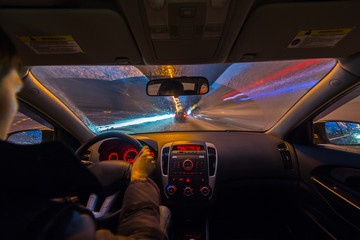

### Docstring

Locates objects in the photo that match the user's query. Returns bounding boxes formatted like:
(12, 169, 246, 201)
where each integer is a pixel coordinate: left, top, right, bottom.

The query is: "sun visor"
(228, 2, 360, 62)
(0, 9, 142, 65)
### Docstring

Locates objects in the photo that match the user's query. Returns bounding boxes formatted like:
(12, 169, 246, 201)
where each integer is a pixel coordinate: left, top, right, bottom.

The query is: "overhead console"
(160, 141, 217, 202)
(120, 0, 254, 64)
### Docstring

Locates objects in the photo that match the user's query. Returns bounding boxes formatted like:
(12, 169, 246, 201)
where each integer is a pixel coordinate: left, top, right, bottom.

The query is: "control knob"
(184, 186, 193, 197)
(183, 159, 193, 171)
(166, 185, 177, 196)
(200, 186, 210, 197)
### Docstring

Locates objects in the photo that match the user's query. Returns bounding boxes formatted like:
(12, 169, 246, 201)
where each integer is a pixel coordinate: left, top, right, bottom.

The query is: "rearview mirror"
(146, 76, 209, 97)
(314, 121, 360, 145)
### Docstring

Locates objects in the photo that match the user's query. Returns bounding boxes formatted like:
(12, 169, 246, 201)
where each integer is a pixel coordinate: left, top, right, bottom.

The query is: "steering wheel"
(76, 132, 143, 220)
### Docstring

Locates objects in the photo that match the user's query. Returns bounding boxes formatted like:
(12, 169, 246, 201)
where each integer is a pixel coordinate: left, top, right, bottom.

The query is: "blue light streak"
(247, 81, 317, 99)
(234, 97, 251, 102)
(231, 81, 318, 103)
(97, 114, 175, 132)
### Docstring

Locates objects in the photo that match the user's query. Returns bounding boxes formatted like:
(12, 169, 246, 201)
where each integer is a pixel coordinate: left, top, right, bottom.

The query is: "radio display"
(174, 145, 204, 151)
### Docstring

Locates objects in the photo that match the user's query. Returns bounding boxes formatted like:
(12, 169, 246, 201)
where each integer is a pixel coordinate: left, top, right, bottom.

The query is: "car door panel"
(294, 144, 360, 238)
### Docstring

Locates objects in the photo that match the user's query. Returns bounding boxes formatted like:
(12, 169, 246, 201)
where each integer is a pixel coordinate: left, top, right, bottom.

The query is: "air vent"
(277, 143, 293, 170)
(162, 147, 170, 175)
(207, 147, 216, 176)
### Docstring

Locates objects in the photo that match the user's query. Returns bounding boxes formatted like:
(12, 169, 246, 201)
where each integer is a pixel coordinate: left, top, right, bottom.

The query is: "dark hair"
(158, 80, 184, 96)
(0, 29, 22, 80)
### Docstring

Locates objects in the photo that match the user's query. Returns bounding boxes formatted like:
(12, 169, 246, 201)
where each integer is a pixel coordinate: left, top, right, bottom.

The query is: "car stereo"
(160, 141, 217, 201)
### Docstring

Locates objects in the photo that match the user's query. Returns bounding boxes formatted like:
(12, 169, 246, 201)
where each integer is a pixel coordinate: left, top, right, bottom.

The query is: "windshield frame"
(29, 59, 337, 135)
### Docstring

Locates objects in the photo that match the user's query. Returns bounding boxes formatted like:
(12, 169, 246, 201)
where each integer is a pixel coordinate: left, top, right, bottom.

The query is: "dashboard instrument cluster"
(98, 139, 156, 163)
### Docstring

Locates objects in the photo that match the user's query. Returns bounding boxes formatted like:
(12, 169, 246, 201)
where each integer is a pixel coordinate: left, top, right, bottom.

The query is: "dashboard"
(80, 131, 299, 240)
(96, 139, 156, 163)
(84, 132, 299, 203)
(85, 137, 219, 205)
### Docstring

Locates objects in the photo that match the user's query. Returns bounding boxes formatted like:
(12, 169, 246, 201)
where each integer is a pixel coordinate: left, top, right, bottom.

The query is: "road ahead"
(91, 110, 266, 134)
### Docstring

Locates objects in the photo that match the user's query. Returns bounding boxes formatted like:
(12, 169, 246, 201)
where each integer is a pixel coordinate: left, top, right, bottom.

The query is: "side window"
(313, 85, 360, 151)
(7, 104, 54, 144)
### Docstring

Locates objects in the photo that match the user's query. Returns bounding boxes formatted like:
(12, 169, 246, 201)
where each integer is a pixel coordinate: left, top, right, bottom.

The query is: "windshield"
(31, 59, 336, 134)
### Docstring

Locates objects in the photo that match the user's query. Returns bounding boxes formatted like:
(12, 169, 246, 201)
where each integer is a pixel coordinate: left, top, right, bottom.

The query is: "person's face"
(0, 69, 23, 140)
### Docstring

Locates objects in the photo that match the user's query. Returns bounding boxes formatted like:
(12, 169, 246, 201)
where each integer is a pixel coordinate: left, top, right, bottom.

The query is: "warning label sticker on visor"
(18, 35, 83, 54)
(288, 28, 353, 48)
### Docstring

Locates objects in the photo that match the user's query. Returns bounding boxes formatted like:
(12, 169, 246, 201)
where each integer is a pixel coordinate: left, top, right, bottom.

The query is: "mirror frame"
(146, 76, 209, 96)
(314, 120, 360, 146)
(7, 129, 54, 144)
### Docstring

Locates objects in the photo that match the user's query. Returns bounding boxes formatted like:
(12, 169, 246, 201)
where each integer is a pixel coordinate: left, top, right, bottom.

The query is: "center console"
(160, 141, 218, 240)
(161, 141, 217, 201)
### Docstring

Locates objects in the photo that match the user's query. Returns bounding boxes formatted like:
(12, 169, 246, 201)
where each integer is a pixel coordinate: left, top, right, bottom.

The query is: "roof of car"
(0, 0, 359, 65)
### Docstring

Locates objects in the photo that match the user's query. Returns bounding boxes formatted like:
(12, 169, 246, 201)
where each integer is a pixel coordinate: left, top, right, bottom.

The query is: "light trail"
(97, 114, 175, 131)
(219, 60, 335, 103)
(246, 81, 316, 99)
(12, 117, 31, 127)
(220, 61, 336, 103)
(223, 93, 245, 101)
(240, 59, 323, 92)
(244, 62, 336, 96)
(229, 81, 317, 104)
(339, 122, 348, 129)
(162, 65, 184, 113)
(234, 97, 251, 102)
(221, 90, 240, 99)
(162, 65, 175, 78)
(172, 96, 183, 112)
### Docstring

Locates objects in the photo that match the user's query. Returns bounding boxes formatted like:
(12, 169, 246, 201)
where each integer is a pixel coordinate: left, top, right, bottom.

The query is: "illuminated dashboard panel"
(161, 141, 217, 201)
(174, 145, 204, 151)
(98, 139, 155, 163)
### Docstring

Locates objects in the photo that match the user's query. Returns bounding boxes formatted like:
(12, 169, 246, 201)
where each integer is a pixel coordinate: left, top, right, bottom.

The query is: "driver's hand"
(131, 146, 156, 182)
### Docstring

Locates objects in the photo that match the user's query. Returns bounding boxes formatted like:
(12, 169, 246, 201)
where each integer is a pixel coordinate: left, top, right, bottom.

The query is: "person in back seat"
(0, 29, 169, 240)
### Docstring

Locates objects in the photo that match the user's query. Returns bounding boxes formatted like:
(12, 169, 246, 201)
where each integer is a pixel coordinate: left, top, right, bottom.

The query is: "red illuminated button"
(184, 187, 193, 197)
(183, 159, 194, 171)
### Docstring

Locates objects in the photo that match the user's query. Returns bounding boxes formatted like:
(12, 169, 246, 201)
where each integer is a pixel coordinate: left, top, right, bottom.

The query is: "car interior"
(1, 0, 360, 239)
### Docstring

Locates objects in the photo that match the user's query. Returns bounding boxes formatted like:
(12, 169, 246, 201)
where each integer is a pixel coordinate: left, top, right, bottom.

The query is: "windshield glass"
(31, 59, 336, 134)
